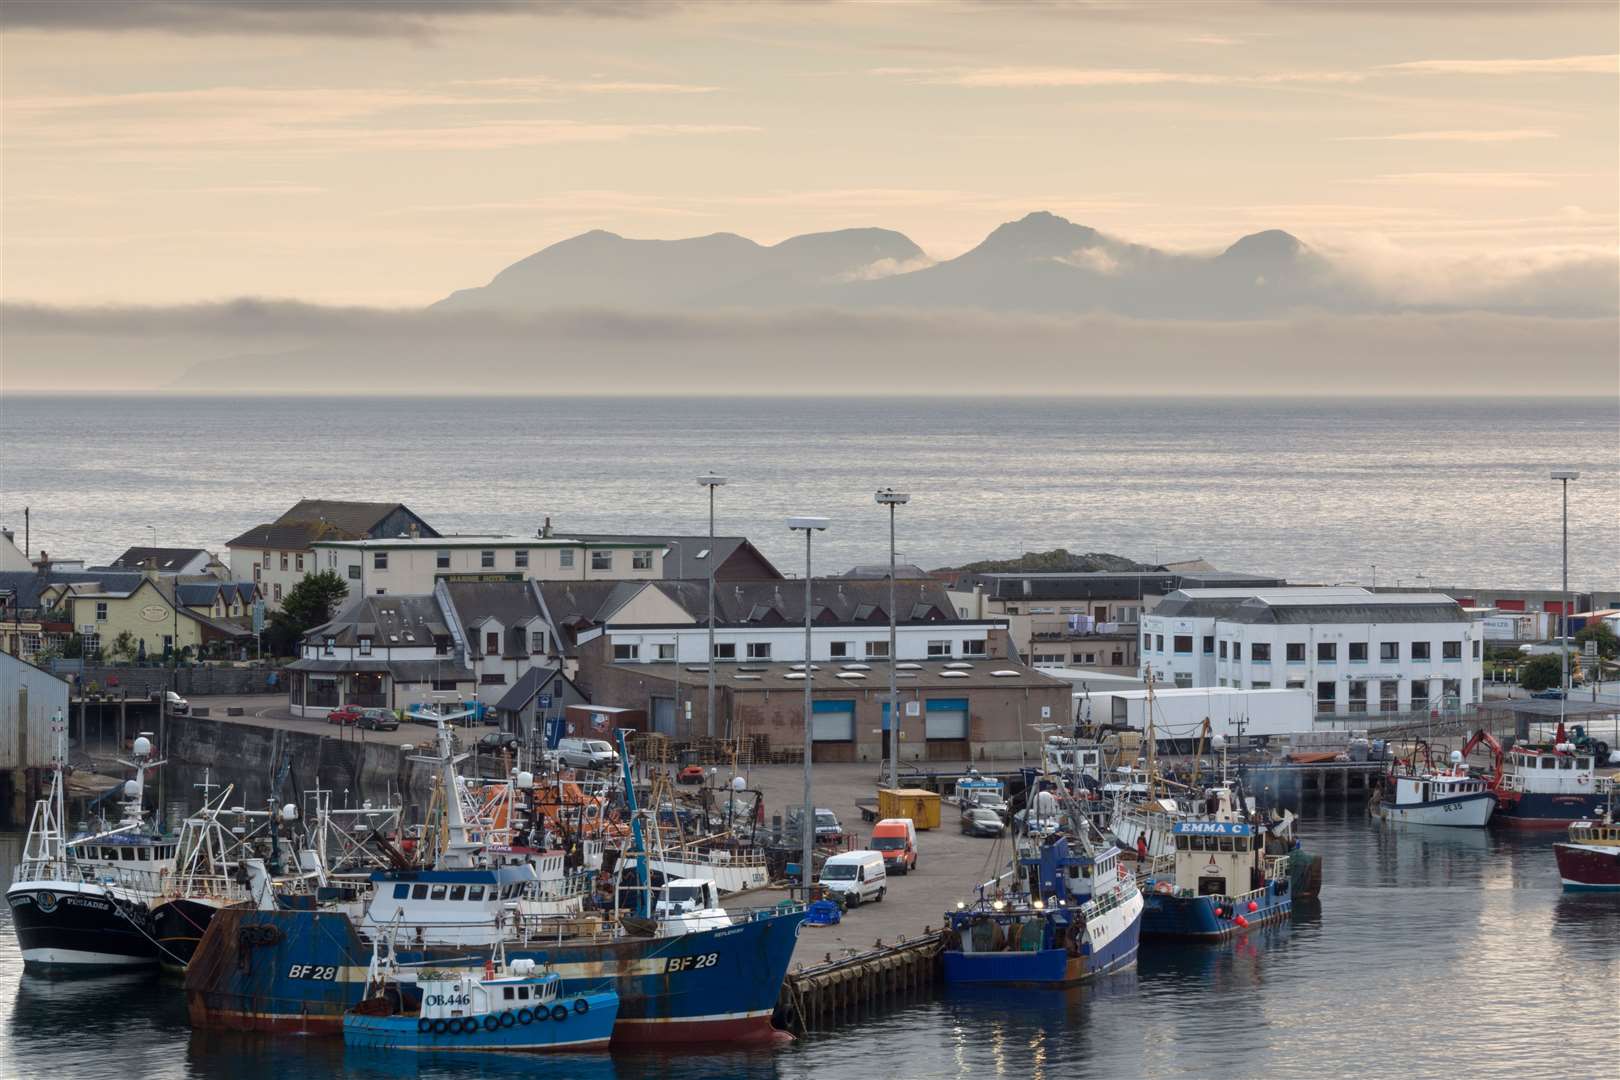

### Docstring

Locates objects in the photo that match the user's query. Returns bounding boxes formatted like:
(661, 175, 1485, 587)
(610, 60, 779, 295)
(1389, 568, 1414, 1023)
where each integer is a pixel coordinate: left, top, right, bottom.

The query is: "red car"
(327, 705, 363, 725)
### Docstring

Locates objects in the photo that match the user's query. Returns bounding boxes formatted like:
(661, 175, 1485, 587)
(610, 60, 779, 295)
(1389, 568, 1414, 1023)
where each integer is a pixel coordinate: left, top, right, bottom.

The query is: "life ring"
(517, 1007, 534, 1024)
(1577, 775, 1589, 785)
(574, 998, 590, 1014)
(417, 1017, 432, 1034)
(431, 1018, 449, 1035)
(499, 1011, 516, 1028)
(550, 1004, 569, 1022)
(483, 1014, 500, 1032)
(1154, 880, 1174, 895)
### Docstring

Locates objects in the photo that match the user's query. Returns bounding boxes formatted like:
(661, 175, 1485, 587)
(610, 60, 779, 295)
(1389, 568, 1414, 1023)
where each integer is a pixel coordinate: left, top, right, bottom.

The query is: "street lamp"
(698, 473, 727, 739)
(788, 514, 829, 895)
(1552, 469, 1579, 727)
(875, 489, 910, 789)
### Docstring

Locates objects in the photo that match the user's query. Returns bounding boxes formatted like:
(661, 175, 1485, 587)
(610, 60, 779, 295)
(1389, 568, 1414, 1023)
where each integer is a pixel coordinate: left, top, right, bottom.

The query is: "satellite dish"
(1448, 750, 1463, 765)
(731, 776, 746, 792)
(124, 780, 140, 798)
(132, 736, 152, 757)
(1211, 735, 1227, 750)
(281, 803, 298, 821)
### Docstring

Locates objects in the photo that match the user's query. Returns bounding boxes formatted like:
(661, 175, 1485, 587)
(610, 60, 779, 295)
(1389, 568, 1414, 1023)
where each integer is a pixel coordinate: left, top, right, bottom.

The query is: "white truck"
(1087, 687, 1314, 745)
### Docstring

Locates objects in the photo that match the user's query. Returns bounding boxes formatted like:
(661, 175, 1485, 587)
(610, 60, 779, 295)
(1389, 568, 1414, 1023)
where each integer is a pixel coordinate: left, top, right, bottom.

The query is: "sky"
(0, 1, 1615, 394)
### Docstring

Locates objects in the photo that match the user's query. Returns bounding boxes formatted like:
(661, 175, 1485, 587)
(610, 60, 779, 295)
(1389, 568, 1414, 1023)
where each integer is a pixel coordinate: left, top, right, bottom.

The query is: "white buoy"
(1449, 750, 1464, 765)
(516, 770, 535, 790)
(124, 780, 140, 798)
(731, 775, 746, 792)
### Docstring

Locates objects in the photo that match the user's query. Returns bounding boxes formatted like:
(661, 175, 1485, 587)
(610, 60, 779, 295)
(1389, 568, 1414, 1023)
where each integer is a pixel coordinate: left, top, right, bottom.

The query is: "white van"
(557, 737, 619, 770)
(819, 850, 887, 907)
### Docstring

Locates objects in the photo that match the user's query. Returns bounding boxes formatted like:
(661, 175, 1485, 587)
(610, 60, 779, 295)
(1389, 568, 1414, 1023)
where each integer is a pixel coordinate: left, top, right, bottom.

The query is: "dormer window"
(323, 636, 336, 656)
(359, 636, 372, 656)
(530, 629, 545, 653)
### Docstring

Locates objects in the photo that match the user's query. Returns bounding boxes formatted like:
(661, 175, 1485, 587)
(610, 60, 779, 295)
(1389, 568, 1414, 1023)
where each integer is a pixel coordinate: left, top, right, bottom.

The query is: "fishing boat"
(1372, 750, 1498, 828)
(1139, 787, 1293, 941)
(344, 937, 618, 1052)
(1463, 730, 1613, 828)
(942, 834, 1142, 987)
(6, 730, 176, 970)
(1553, 788, 1620, 892)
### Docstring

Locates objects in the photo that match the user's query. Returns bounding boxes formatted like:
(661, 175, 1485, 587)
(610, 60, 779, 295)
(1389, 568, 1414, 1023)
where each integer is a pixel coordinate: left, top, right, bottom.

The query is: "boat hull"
(152, 896, 232, 971)
(184, 906, 804, 1044)
(1493, 791, 1611, 828)
(1140, 883, 1291, 941)
(1376, 791, 1496, 828)
(343, 991, 618, 1052)
(943, 896, 1141, 988)
(1554, 842, 1620, 891)
(6, 880, 160, 970)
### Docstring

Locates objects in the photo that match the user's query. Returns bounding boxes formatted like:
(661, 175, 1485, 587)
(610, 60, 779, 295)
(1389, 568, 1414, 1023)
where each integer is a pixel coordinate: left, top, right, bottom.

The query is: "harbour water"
(1, 394, 1616, 588)
(4, 802, 1616, 1080)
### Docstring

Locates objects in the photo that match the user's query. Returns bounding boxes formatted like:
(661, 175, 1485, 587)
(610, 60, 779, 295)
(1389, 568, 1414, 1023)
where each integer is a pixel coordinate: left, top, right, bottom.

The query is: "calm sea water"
(0, 395, 1615, 588)
(3, 805, 1617, 1080)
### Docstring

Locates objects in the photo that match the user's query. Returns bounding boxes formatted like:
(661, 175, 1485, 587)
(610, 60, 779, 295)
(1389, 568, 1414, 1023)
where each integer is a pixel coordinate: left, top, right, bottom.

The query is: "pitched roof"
(305, 594, 450, 647)
(961, 569, 1286, 601)
(108, 546, 209, 572)
(226, 519, 351, 550)
(1154, 587, 1471, 625)
(569, 533, 783, 580)
(492, 665, 576, 713)
(275, 499, 438, 539)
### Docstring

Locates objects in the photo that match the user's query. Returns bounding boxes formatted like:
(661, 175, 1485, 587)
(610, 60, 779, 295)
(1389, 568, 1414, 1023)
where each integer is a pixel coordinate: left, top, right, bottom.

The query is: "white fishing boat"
(1373, 752, 1498, 828)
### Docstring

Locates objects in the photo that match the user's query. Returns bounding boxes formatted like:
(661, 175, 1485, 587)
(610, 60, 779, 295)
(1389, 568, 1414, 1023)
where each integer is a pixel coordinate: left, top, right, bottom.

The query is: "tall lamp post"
(875, 489, 909, 790)
(788, 515, 829, 894)
(698, 473, 727, 739)
(1552, 470, 1579, 730)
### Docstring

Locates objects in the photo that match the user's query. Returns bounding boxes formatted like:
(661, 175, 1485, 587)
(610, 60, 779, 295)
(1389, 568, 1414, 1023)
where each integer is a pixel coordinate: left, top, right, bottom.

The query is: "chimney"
(542, 516, 553, 539)
(143, 556, 160, 583)
(408, 523, 420, 539)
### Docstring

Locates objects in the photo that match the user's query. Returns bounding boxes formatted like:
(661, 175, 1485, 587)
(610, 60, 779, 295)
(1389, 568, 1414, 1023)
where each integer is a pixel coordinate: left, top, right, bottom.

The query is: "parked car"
(327, 704, 363, 726)
(557, 737, 620, 771)
(357, 708, 399, 731)
(786, 806, 844, 845)
(818, 850, 887, 907)
(478, 731, 521, 754)
(1530, 688, 1567, 700)
(676, 765, 707, 786)
(960, 806, 1006, 837)
(151, 689, 189, 715)
(869, 817, 918, 875)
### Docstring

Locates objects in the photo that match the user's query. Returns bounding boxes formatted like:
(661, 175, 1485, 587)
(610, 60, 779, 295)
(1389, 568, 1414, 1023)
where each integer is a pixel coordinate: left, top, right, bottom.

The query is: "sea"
(0, 395, 1616, 588)
(3, 805, 1617, 1080)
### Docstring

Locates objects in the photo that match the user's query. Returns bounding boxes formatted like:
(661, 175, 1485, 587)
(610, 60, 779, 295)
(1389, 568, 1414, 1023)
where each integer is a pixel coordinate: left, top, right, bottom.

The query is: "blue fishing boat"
(942, 835, 1142, 987)
(1139, 789, 1293, 942)
(344, 939, 618, 1053)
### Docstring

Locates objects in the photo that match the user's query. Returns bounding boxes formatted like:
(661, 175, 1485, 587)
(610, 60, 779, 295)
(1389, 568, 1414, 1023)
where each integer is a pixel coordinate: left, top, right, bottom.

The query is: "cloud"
(450, 76, 721, 96)
(1382, 54, 1618, 76)
(874, 65, 1364, 88)
(835, 255, 938, 282)
(1354, 172, 1574, 189)
(4, 301, 1613, 397)
(1335, 129, 1558, 143)
(0, 1, 666, 38)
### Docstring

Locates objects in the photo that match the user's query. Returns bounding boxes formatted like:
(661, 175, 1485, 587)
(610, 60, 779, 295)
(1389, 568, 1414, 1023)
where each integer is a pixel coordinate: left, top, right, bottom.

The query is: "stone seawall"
(57, 664, 284, 698)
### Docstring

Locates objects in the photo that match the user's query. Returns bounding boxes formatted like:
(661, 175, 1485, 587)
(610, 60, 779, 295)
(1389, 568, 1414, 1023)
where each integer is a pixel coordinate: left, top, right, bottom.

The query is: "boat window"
(1558, 758, 1573, 770)
(468, 886, 484, 902)
(409, 884, 426, 899)
(394, 884, 409, 899)
(139, 848, 151, 861)
(1578, 758, 1591, 770)
(429, 885, 447, 901)
(449, 886, 466, 901)
(503, 987, 515, 1000)
(1218, 837, 1234, 853)
(1176, 835, 1189, 850)
(1541, 757, 1555, 769)
(519, 987, 530, 1000)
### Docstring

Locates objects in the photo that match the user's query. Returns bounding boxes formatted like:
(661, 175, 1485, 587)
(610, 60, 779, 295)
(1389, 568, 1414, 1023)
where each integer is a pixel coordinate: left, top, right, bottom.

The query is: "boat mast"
(1143, 663, 1159, 801)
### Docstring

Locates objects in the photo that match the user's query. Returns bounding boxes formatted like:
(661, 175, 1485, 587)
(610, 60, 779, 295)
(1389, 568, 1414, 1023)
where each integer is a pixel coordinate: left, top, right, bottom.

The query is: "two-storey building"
(226, 499, 439, 611)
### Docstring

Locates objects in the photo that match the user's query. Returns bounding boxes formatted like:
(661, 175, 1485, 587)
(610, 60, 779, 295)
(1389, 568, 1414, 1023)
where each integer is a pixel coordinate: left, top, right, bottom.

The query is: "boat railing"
(11, 858, 169, 895)
(531, 872, 594, 902)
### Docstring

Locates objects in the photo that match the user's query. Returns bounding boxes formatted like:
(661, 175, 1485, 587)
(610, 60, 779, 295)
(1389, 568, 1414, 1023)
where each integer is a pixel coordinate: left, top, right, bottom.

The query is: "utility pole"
(876, 489, 909, 789)
(698, 473, 727, 741)
(1552, 470, 1579, 732)
(788, 515, 828, 897)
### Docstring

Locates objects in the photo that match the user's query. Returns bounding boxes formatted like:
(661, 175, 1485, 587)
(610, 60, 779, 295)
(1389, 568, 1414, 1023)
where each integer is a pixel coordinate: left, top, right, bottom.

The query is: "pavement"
(180, 692, 503, 747)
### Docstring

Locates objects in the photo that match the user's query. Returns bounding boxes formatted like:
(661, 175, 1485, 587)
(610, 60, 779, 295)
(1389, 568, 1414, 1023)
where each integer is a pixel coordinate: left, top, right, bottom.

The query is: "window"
(1286, 679, 1305, 690)
(375, 588, 385, 595)
(96, 601, 108, 621)
(323, 636, 335, 656)
(1349, 642, 1367, 662)
(1286, 643, 1305, 663)
(1442, 678, 1460, 704)
(1442, 640, 1461, 660)
(1411, 641, 1431, 661)
(1250, 680, 1270, 689)
(280, 552, 289, 571)
(1473, 640, 1481, 659)
(1380, 680, 1399, 712)
(1154, 634, 1164, 652)
(481, 550, 496, 568)
(614, 643, 639, 661)
(1202, 635, 1215, 655)
(1316, 681, 1337, 709)
(514, 549, 529, 568)
(1173, 673, 1193, 688)
(656, 643, 676, 660)
(1348, 682, 1367, 713)
(436, 550, 450, 569)
(468, 886, 484, 901)
(1318, 642, 1336, 663)
(1379, 642, 1398, 661)
(449, 885, 466, 901)
(273, 583, 283, 602)
(480, 673, 506, 685)
(1252, 643, 1271, 662)
(1233, 642, 1246, 662)
(1219, 640, 1228, 660)
(296, 553, 305, 572)
(428, 885, 447, 901)
(962, 639, 987, 657)
(263, 551, 272, 568)
(591, 550, 613, 571)
(1173, 635, 1193, 654)
(559, 549, 575, 568)
(829, 641, 849, 658)
(865, 640, 890, 659)
(530, 630, 545, 653)
(485, 631, 500, 655)
(1411, 680, 1430, 707)
(632, 550, 653, 570)
(359, 636, 372, 656)
(712, 642, 736, 660)
(746, 642, 772, 660)
(927, 640, 951, 657)
(435, 636, 450, 656)
(327, 551, 336, 568)
(348, 564, 361, 580)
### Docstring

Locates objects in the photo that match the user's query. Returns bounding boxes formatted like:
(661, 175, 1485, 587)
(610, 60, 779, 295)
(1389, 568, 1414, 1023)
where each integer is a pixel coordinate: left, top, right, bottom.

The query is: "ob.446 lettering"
(664, 952, 719, 973)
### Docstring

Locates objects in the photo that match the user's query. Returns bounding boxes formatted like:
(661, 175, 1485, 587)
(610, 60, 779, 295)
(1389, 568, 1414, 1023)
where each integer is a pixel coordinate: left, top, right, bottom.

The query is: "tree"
(270, 570, 349, 654)
(1574, 621, 1618, 660)
(1519, 654, 1563, 692)
(107, 631, 138, 663)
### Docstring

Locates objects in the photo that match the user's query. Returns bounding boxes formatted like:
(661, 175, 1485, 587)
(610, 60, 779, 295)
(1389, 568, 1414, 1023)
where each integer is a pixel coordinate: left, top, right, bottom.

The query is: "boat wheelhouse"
(1491, 742, 1612, 828)
(1374, 754, 1497, 828)
(1139, 788, 1293, 942)
(1552, 786, 1620, 892)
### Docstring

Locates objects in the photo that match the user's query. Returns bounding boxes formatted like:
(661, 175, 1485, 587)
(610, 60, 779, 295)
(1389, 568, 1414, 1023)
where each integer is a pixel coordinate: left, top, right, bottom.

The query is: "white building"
(1141, 587, 1484, 716)
(578, 617, 1003, 667)
(312, 535, 674, 597)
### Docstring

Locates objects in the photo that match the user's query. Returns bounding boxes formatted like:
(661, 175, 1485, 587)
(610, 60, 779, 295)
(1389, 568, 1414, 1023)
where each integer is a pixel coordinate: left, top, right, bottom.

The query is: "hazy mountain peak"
(1219, 229, 1305, 262)
(968, 211, 1102, 259)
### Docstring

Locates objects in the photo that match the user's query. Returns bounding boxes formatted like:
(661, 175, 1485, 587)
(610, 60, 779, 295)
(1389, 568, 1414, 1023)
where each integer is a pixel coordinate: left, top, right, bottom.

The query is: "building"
(949, 569, 1286, 673)
(106, 546, 223, 578)
(38, 569, 253, 661)
(0, 571, 75, 662)
(436, 578, 557, 691)
(492, 666, 589, 740)
(312, 528, 782, 599)
(1, 651, 69, 825)
(0, 529, 32, 572)
(1141, 587, 1484, 716)
(226, 498, 439, 611)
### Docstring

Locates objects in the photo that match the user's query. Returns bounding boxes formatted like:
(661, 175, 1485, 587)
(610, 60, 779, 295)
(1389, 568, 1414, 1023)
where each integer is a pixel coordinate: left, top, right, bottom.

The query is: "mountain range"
(435, 210, 1373, 320)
